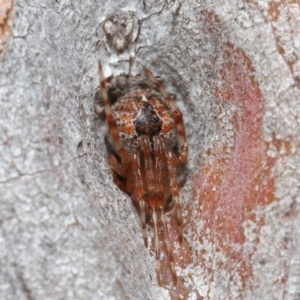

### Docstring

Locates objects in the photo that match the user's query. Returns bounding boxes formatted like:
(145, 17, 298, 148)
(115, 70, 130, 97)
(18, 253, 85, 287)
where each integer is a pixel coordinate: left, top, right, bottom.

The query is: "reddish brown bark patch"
(189, 43, 291, 292)
(0, 0, 14, 57)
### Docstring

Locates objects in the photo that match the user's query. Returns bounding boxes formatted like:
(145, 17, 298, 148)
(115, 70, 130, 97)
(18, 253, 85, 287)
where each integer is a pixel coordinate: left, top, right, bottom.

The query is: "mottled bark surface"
(0, 1, 299, 299)
(0, 0, 14, 56)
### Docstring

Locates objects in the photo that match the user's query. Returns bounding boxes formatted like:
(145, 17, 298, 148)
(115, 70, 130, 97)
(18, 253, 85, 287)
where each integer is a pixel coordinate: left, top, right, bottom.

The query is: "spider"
(97, 62, 188, 283)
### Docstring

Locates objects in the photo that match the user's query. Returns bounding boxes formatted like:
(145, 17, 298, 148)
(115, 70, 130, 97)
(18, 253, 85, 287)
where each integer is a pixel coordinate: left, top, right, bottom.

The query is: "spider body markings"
(97, 62, 188, 284)
(108, 89, 177, 152)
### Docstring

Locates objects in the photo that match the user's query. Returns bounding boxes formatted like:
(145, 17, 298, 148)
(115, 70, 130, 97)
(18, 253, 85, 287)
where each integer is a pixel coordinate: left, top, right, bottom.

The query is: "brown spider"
(97, 62, 188, 283)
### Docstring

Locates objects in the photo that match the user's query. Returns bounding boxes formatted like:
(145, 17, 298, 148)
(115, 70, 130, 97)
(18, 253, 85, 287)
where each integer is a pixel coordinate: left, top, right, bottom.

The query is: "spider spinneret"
(97, 62, 188, 284)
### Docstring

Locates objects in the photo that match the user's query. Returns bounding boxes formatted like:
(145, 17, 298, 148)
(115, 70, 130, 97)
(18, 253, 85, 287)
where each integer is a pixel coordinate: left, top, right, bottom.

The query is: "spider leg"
(160, 207, 176, 284)
(108, 154, 127, 178)
(152, 207, 160, 260)
(139, 200, 148, 248)
(140, 135, 157, 248)
(153, 136, 177, 283)
(143, 66, 188, 166)
(98, 62, 129, 165)
(151, 206, 162, 285)
(141, 136, 164, 281)
(140, 136, 155, 198)
(112, 171, 127, 193)
(132, 151, 148, 248)
(165, 150, 183, 244)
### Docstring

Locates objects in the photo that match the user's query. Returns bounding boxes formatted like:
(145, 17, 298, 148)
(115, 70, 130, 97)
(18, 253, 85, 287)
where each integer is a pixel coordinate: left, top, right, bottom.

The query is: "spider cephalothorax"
(97, 62, 188, 284)
(109, 89, 178, 151)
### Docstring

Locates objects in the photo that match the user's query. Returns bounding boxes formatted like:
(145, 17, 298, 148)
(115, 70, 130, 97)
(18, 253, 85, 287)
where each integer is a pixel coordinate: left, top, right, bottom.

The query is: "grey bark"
(0, 0, 299, 299)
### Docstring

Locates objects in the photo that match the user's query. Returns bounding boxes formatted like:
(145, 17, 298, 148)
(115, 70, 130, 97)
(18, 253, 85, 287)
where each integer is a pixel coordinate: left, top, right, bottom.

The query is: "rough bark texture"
(0, 0, 14, 56)
(0, 0, 299, 299)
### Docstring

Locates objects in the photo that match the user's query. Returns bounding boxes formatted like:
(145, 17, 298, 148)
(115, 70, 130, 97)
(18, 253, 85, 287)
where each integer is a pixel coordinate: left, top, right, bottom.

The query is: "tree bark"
(0, 0, 299, 299)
